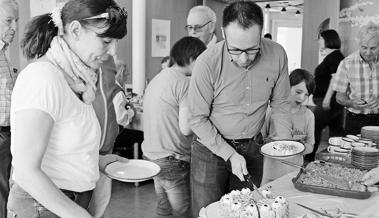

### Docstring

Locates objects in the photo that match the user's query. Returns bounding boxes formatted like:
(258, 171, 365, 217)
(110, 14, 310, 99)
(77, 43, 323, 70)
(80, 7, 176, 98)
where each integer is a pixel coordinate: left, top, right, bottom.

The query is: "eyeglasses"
(185, 21, 212, 33)
(224, 33, 261, 56)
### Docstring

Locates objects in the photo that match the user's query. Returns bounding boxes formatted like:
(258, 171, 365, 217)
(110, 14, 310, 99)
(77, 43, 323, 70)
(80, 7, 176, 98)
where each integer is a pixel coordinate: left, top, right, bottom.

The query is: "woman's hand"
(125, 102, 136, 122)
(322, 98, 331, 110)
(99, 154, 129, 173)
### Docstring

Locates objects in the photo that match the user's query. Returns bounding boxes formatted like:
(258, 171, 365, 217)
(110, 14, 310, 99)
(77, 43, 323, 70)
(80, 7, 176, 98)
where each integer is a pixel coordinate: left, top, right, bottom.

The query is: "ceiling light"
(264, 4, 271, 12)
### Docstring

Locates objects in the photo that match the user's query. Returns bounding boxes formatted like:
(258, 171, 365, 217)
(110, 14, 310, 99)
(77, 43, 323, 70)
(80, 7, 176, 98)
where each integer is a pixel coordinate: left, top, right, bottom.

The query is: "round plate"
(105, 160, 161, 182)
(260, 140, 305, 159)
(361, 126, 379, 131)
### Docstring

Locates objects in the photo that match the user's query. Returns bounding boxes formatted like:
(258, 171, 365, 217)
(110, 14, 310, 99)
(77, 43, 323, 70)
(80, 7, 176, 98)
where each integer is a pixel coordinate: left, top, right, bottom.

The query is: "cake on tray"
(199, 188, 289, 218)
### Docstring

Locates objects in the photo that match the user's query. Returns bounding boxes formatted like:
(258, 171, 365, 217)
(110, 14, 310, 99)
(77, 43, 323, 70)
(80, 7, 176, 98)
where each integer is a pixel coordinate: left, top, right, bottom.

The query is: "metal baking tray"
(292, 168, 372, 199)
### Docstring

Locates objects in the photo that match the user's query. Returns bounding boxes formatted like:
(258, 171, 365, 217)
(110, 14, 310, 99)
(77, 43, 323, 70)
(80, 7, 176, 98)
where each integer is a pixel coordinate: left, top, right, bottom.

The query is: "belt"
(225, 133, 262, 148)
(61, 189, 93, 208)
(0, 126, 10, 132)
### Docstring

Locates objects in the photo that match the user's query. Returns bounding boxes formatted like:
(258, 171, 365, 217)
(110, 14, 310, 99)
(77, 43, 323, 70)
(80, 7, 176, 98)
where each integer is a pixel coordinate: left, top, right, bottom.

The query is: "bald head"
(186, 5, 216, 45)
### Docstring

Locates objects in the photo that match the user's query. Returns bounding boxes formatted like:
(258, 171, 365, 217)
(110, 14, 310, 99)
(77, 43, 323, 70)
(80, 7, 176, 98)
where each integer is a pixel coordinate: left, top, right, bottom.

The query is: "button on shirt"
(332, 51, 379, 114)
(188, 38, 292, 161)
(0, 44, 16, 126)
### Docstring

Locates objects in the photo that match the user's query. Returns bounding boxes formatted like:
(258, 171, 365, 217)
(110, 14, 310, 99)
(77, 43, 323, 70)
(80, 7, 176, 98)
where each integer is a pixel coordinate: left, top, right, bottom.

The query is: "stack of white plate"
(351, 147, 379, 170)
(361, 126, 379, 145)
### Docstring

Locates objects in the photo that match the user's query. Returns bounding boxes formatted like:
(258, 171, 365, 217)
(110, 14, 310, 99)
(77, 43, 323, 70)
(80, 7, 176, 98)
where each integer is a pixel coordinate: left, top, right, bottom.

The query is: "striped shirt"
(332, 51, 379, 114)
(0, 47, 16, 126)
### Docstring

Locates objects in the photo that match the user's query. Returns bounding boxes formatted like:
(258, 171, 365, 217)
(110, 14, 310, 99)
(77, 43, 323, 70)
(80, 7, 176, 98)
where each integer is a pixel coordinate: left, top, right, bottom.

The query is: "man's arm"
(188, 58, 249, 181)
(188, 58, 235, 161)
(178, 96, 192, 136)
(268, 49, 292, 140)
(336, 91, 372, 110)
(322, 74, 336, 110)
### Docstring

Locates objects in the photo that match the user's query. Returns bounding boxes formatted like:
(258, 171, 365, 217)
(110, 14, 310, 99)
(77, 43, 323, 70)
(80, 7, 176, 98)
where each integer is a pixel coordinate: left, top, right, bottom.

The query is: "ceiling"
(212, 0, 304, 14)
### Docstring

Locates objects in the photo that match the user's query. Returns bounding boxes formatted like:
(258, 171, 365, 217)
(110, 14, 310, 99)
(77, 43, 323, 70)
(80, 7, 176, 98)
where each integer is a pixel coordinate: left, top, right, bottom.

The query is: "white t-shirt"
(10, 61, 101, 192)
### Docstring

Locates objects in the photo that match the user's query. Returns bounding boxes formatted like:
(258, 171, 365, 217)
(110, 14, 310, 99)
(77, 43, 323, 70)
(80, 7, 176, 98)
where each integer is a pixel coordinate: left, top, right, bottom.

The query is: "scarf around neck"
(46, 36, 98, 104)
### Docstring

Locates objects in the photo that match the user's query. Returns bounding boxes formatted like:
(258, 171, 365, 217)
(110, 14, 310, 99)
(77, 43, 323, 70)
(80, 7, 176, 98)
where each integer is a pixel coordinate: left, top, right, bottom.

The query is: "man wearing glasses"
(186, 5, 217, 47)
(188, 2, 291, 217)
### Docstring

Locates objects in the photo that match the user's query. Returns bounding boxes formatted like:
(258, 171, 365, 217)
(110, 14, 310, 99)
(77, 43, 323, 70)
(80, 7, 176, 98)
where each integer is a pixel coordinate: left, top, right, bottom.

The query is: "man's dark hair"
(289, 68, 316, 95)
(320, 29, 341, 49)
(222, 1, 263, 29)
(169, 36, 206, 67)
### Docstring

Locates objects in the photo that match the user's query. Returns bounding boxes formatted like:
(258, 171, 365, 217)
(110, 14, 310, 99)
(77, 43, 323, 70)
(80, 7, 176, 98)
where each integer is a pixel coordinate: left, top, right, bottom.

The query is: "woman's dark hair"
(21, 0, 127, 59)
(222, 1, 263, 29)
(169, 37, 206, 67)
(289, 69, 316, 95)
(320, 29, 341, 49)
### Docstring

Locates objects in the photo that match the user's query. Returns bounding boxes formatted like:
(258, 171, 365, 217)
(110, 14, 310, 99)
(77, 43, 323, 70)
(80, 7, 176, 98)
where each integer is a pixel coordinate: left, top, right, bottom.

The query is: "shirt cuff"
(216, 141, 236, 161)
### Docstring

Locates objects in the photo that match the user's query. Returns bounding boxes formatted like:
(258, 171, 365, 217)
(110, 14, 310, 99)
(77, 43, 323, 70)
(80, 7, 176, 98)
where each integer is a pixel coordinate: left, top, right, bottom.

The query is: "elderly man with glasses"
(186, 5, 217, 47)
(188, 1, 292, 217)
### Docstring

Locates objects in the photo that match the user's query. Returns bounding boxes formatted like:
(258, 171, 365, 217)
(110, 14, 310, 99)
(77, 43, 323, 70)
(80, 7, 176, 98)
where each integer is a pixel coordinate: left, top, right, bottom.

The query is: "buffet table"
(201, 171, 378, 217)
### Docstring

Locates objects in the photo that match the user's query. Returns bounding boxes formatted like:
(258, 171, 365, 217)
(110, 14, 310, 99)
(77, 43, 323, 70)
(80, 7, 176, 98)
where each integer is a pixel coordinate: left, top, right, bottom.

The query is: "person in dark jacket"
(305, 29, 345, 162)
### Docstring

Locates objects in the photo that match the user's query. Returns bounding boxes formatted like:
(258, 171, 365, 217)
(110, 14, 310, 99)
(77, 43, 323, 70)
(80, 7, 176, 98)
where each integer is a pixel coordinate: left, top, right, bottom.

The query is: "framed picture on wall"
(151, 19, 170, 57)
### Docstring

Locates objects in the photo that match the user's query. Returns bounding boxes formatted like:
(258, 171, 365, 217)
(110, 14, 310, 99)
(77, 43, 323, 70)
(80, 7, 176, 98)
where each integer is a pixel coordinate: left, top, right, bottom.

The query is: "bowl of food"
(260, 140, 305, 159)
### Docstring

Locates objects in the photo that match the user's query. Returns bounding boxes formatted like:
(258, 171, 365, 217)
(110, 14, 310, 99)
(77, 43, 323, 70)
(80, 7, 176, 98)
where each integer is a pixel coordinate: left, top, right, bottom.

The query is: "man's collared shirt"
(332, 51, 379, 114)
(0, 45, 16, 126)
(207, 34, 217, 48)
(188, 38, 291, 161)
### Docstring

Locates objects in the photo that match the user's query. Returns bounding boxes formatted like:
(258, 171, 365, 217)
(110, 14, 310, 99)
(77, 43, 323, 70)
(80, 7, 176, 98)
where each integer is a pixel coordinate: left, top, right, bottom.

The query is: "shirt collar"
(207, 34, 217, 48)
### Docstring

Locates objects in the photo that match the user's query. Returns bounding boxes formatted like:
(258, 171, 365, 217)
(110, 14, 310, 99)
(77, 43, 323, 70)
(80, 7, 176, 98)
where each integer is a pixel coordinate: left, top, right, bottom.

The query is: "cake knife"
(243, 173, 265, 198)
(296, 203, 336, 218)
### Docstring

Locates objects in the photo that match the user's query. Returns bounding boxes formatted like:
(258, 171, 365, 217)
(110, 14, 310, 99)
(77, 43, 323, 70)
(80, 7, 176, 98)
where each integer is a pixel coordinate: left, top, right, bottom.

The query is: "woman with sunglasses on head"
(7, 0, 127, 217)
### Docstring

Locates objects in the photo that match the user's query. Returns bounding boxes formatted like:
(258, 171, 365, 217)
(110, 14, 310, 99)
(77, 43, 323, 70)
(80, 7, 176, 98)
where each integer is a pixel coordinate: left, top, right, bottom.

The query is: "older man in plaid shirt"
(0, 0, 18, 217)
(332, 22, 379, 135)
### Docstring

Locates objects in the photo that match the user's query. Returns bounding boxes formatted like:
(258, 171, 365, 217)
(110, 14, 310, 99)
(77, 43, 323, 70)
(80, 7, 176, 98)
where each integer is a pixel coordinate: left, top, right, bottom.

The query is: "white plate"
(260, 140, 305, 159)
(328, 137, 342, 146)
(105, 160, 161, 182)
(361, 126, 379, 132)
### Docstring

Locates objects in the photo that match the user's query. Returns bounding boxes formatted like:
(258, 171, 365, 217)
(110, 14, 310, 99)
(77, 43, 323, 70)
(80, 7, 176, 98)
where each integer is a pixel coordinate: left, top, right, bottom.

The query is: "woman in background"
(261, 69, 315, 185)
(305, 29, 345, 162)
(7, 0, 127, 217)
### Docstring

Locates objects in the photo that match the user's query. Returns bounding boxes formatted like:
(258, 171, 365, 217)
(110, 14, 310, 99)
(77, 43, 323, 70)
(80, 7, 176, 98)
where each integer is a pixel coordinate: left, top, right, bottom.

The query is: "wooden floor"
(105, 180, 156, 218)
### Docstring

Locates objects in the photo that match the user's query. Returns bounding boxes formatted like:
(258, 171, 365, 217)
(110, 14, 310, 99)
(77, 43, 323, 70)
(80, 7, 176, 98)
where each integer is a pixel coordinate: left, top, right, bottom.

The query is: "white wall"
(301, 0, 340, 73)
